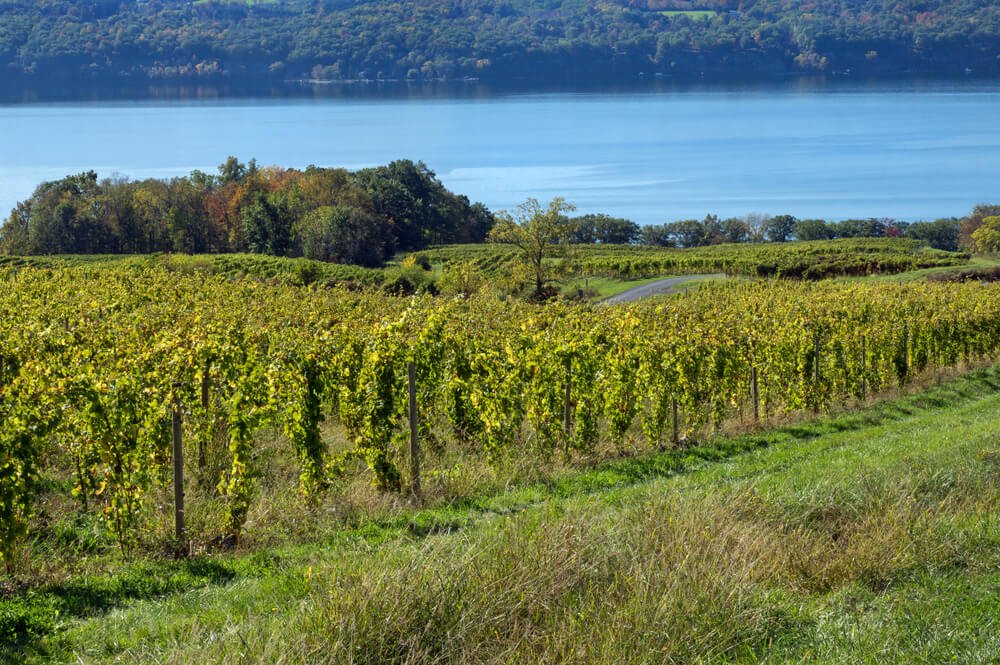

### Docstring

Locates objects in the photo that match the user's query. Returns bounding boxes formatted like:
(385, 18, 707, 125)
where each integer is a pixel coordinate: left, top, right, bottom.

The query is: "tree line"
(0, 158, 494, 265)
(556, 211, 972, 253)
(0, 0, 997, 88)
(4, 159, 995, 266)
(638, 213, 967, 252)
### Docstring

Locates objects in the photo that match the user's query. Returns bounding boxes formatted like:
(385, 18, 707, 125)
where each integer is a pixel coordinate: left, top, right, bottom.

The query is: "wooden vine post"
(902, 324, 909, 382)
(860, 334, 867, 400)
(669, 344, 679, 446)
(813, 334, 822, 413)
(563, 356, 572, 437)
(671, 397, 679, 446)
(814, 335, 821, 383)
(171, 385, 186, 545)
(408, 361, 421, 497)
(199, 360, 210, 470)
(751, 365, 760, 424)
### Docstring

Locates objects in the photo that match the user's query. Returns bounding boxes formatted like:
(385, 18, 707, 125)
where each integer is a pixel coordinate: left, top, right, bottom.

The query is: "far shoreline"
(1, 72, 999, 105)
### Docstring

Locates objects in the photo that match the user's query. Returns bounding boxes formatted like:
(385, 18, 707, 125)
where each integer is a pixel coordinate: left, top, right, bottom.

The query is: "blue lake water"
(1, 81, 998, 225)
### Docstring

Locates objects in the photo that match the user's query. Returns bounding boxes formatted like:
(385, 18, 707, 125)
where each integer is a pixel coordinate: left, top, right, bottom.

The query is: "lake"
(1, 80, 998, 225)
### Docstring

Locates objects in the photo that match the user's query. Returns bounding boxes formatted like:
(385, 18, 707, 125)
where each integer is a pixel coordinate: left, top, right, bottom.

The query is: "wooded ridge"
(0, 0, 997, 85)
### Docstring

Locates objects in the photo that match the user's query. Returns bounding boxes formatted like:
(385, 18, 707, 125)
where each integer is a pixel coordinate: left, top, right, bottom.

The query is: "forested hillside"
(0, 0, 997, 86)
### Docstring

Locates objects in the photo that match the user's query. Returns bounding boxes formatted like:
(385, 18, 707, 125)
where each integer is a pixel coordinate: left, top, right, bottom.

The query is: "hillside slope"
(0, 0, 998, 86)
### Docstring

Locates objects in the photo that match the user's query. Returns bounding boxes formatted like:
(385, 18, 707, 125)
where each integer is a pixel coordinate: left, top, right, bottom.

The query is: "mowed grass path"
(14, 368, 1000, 663)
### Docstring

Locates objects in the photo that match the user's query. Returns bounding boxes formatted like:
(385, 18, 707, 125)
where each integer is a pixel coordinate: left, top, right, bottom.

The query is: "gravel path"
(602, 274, 725, 304)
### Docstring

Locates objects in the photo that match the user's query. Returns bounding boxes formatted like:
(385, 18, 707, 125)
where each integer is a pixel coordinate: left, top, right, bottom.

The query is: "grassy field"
(7, 364, 1000, 663)
(559, 274, 666, 298)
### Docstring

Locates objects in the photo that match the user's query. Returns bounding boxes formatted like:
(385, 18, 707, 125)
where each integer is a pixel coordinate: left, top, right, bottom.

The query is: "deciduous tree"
(971, 216, 1000, 253)
(489, 197, 576, 297)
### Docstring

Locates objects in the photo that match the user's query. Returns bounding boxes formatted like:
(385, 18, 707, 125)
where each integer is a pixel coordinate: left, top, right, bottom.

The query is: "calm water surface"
(1, 82, 998, 224)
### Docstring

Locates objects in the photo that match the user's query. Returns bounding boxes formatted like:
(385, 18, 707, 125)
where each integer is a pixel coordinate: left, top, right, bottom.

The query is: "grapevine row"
(0, 266, 998, 559)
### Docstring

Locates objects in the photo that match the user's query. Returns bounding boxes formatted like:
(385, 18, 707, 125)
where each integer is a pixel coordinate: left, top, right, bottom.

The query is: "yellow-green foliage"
(971, 216, 1000, 253)
(2, 265, 1000, 559)
(426, 238, 967, 282)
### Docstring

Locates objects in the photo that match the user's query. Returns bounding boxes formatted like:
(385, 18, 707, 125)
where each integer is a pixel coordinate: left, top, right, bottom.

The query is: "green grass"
(645, 272, 728, 297)
(560, 273, 726, 299)
(559, 274, 667, 298)
(8, 366, 1000, 662)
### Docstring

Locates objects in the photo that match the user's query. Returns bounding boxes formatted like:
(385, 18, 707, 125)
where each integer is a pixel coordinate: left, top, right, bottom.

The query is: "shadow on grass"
(0, 558, 236, 656)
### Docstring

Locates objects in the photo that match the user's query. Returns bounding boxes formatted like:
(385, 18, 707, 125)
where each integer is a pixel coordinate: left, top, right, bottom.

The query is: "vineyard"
(1, 259, 999, 566)
(0, 253, 385, 288)
(0, 238, 969, 299)
(423, 237, 968, 281)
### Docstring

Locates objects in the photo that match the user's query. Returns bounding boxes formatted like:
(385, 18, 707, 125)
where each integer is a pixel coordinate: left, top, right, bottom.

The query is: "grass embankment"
(8, 366, 1000, 663)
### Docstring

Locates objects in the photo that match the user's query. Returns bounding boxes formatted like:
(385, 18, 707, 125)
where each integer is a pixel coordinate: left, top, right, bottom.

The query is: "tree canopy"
(570, 214, 641, 245)
(0, 0, 997, 88)
(0, 158, 493, 264)
(971, 216, 1000, 253)
(489, 197, 577, 297)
